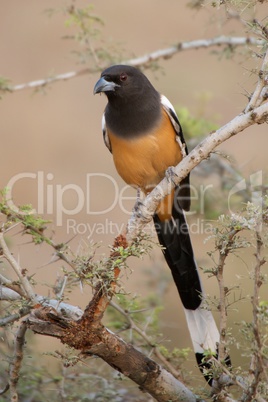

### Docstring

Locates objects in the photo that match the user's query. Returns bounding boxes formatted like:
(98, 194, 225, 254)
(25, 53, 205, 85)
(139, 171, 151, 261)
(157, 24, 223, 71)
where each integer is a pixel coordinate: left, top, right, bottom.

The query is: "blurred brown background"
(0, 0, 267, 384)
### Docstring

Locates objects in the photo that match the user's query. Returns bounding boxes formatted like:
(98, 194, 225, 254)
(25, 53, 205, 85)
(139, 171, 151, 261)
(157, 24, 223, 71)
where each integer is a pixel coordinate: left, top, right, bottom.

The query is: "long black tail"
(153, 198, 220, 384)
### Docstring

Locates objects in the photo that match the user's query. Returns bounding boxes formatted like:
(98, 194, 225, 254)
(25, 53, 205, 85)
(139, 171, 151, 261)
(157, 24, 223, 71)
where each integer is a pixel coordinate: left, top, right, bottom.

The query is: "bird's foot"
(132, 189, 153, 223)
(165, 166, 178, 187)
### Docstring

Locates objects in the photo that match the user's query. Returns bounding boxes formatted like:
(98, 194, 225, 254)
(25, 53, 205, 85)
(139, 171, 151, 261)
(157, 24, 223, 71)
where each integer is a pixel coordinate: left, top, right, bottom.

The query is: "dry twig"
(3, 36, 263, 94)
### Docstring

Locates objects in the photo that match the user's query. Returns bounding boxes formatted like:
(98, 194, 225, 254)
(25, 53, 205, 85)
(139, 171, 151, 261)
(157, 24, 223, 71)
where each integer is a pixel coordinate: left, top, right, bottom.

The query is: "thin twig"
(55, 275, 68, 310)
(252, 231, 266, 373)
(0, 231, 37, 303)
(0, 273, 12, 285)
(109, 300, 184, 381)
(4, 36, 263, 94)
(2, 219, 79, 274)
(216, 229, 240, 361)
(242, 230, 267, 401)
(0, 273, 26, 298)
(59, 365, 67, 401)
(217, 252, 229, 362)
(0, 308, 31, 327)
(244, 48, 268, 113)
(125, 36, 263, 67)
(12, 68, 93, 92)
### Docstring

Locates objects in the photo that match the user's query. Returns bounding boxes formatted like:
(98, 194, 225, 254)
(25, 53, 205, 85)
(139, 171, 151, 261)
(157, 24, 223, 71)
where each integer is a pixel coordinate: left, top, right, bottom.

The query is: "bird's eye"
(120, 73, 128, 82)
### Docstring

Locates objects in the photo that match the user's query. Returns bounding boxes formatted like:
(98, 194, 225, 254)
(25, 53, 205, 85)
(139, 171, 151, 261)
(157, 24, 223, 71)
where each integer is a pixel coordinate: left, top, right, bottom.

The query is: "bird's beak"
(93, 77, 120, 94)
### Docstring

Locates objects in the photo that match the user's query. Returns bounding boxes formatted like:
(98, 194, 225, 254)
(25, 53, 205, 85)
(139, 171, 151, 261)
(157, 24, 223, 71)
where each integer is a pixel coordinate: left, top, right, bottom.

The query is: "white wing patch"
(160, 94, 187, 158)
(102, 113, 112, 152)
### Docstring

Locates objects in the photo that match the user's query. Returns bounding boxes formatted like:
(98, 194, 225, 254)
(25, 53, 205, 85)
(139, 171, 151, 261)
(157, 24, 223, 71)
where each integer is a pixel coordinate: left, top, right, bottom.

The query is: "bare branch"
(0, 231, 37, 303)
(9, 322, 27, 402)
(4, 36, 264, 94)
(11, 68, 93, 92)
(242, 229, 267, 401)
(36, 296, 83, 320)
(125, 36, 263, 67)
(216, 229, 240, 361)
(109, 300, 184, 381)
(0, 273, 12, 286)
(0, 272, 26, 298)
(216, 267, 228, 361)
(244, 48, 268, 113)
(0, 286, 83, 324)
(26, 308, 199, 402)
(0, 287, 21, 301)
(127, 101, 268, 238)
(0, 308, 31, 327)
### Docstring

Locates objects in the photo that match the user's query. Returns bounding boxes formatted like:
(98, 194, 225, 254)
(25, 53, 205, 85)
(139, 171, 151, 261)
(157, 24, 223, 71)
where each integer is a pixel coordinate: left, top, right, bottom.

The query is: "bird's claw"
(133, 198, 145, 213)
(165, 166, 178, 186)
(133, 191, 153, 222)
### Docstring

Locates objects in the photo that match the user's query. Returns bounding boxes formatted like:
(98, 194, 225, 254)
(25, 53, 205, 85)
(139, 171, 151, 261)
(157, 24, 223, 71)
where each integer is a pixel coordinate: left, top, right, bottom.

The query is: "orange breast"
(107, 110, 183, 221)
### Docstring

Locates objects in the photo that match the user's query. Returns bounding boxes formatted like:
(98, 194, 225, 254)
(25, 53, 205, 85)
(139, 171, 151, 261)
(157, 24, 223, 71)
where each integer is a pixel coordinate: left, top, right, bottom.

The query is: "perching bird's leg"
(136, 187, 142, 203)
(133, 187, 145, 214)
(165, 166, 178, 187)
(132, 187, 152, 222)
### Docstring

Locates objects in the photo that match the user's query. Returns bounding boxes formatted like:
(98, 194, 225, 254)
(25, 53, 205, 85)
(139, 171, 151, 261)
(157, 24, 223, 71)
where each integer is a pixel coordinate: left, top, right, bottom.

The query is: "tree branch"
(17, 233, 201, 401)
(36, 296, 83, 321)
(125, 36, 263, 67)
(0, 287, 21, 302)
(26, 307, 199, 402)
(0, 289, 83, 325)
(216, 229, 240, 361)
(0, 308, 31, 327)
(0, 231, 37, 303)
(2, 36, 263, 94)
(244, 48, 268, 113)
(127, 101, 268, 238)
(109, 300, 184, 382)
(242, 229, 267, 401)
(0, 272, 26, 298)
(9, 322, 27, 402)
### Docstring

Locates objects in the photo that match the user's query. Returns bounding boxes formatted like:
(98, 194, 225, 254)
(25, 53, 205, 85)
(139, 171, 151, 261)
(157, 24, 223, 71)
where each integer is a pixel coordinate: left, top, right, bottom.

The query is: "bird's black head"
(94, 65, 161, 137)
(93, 65, 156, 101)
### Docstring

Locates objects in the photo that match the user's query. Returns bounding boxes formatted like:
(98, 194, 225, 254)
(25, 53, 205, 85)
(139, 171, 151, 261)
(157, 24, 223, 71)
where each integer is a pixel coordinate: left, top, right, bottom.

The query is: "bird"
(94, 64, 221, 384)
